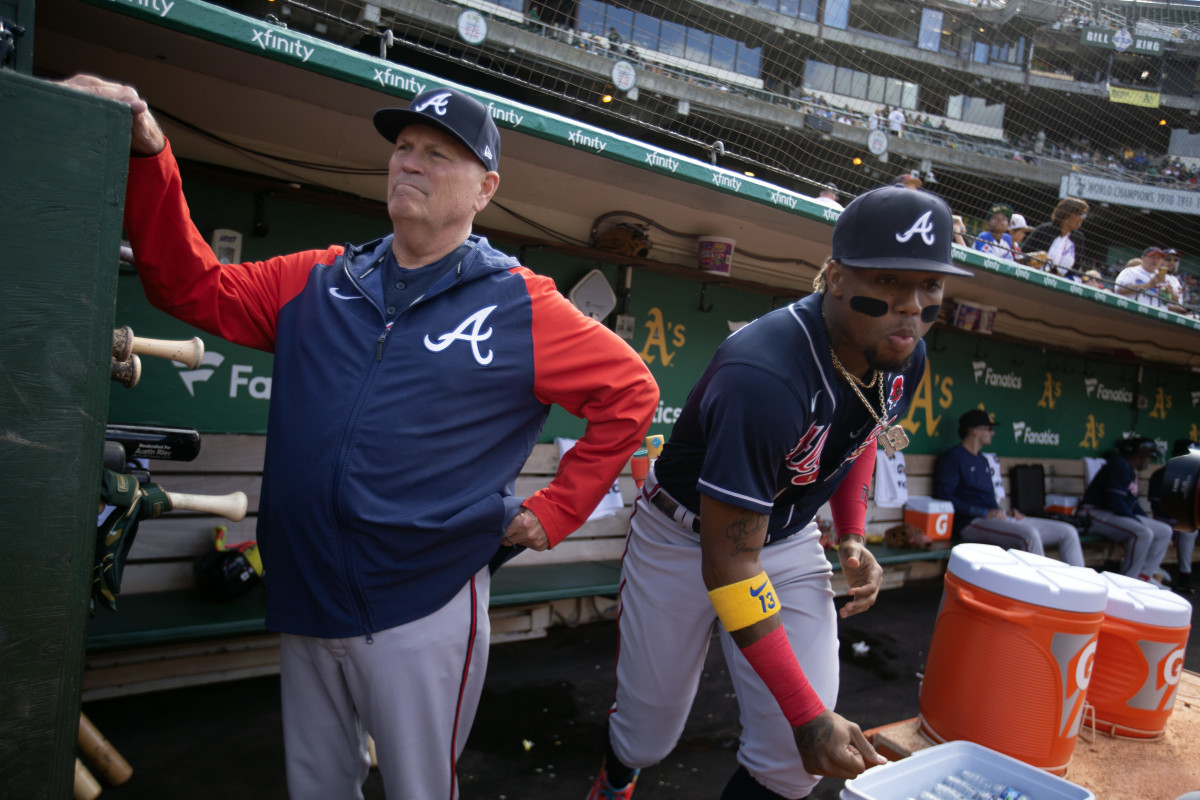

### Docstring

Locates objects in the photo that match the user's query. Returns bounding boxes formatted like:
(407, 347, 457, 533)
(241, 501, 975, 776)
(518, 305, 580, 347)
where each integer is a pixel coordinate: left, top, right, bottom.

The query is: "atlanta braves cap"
(832, 185, 972, 276)
(373, 87, 501, 172)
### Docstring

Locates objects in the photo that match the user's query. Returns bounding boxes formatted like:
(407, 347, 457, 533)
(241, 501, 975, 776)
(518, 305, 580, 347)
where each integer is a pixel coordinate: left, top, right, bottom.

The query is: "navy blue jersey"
(655, 293, 925, 545)
(934, 444, 999, 532)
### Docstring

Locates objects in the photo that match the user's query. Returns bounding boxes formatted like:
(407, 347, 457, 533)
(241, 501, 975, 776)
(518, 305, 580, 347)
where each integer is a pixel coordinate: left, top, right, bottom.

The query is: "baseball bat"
(164, 490, 249, 521)
(73, 759, 101, 800)
(112, 326, 205, 368)
(110, 355, 141, 388)
(78, 713, 133, 786)
(106, 423, 201, 462)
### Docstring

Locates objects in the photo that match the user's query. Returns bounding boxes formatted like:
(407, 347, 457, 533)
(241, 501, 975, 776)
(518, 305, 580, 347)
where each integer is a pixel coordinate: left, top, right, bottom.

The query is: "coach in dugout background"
(64, 75, 658, 800)
(587, 187, 971, 800)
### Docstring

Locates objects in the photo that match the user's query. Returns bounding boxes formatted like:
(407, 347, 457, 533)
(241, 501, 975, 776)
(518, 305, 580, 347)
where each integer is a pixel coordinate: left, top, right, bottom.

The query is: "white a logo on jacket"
(424, 306, 496, 365)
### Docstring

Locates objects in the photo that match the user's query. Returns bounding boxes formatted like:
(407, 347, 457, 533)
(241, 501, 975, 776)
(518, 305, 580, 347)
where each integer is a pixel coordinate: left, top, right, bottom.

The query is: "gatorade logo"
(935, 514, 949, 536)
(1052, 633, 1097, 737)
(1129, 642, 1187, 711)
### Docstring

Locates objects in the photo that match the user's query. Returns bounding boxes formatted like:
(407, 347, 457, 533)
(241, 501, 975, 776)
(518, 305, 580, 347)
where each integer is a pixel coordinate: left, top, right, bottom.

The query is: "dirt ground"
(82, 577, 1199, 799)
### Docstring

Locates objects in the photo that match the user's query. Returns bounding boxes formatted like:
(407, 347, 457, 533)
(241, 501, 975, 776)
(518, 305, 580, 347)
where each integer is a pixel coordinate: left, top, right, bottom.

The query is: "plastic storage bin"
(919, 544, 1109, 775)
(841, 740, 1095, 800)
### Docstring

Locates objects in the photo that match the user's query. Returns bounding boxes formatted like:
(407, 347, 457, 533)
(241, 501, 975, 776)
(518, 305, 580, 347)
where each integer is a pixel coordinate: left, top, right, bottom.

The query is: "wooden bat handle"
(165, 490, 248, 521)
(78, 713, 133, 786)
(73, 759, 101, 800)
(132, 335, 204, 368)
(113, 327, 204, 368)
(110, 355, 141, 388)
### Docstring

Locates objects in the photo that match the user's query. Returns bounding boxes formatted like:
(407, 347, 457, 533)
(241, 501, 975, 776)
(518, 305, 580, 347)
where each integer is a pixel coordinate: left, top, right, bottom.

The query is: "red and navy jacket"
(125, 142, 658, 638)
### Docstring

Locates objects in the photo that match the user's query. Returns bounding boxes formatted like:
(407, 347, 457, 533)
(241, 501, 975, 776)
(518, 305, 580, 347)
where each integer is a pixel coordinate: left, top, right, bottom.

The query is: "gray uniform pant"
(1081, 508, 1173, 578)
(280, 567, 491, 800)
(1177, 529, 1197, 574)
(607, 481, 837, 799)
(959, 515, 1085, 567)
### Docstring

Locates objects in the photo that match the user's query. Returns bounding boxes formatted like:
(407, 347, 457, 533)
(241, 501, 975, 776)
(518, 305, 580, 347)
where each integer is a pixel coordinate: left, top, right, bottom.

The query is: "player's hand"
(836, 536, 882, 619)
(1010, 509, 1026, 520)
(793, 709, 887, 779)
(59, 74, 166, 156)
(502, 507, 549, 551)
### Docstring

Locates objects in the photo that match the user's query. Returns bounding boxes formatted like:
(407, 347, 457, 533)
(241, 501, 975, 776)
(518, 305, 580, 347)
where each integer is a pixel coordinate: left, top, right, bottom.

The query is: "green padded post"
(0, 70, 130, 798)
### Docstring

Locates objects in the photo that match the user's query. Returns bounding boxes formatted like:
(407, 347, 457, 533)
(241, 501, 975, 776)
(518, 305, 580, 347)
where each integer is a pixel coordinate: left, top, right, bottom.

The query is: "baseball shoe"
(1152, 568, 1173, 585)
(586, 765, 639, 799)
(1174, 572, 1193, 595)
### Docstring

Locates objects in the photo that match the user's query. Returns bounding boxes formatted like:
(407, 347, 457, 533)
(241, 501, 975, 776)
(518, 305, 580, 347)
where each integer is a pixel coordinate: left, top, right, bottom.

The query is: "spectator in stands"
(972, 203, 1015, 260)
(811, 182, 843, 211)
(888, 106, 905, 137)
(1022, 197, 1088, 277)
(1080, 437, 1173, 587)
(1082, 269, 1106, 290)
(1116, 247, 1178, 308)
(1162, 248, 1188, 312)
(935, 410, 1084, 566)
(894, 171, 923, 189)
(1007, 213, 1031, 260)
(1148, 439, 1196, 595)
(952, 215, 968, 247)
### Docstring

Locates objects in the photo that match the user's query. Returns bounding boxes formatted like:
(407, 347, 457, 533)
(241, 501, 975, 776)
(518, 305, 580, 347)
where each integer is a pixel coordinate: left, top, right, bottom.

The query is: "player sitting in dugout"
(935, 410, 1084, 566)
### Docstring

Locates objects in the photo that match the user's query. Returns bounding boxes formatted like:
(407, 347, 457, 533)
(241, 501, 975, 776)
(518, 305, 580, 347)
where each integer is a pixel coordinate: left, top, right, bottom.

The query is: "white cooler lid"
(905, 496, 954, 513)
(1099, 572, 1193, 627)
(947, 543, 1109, 613)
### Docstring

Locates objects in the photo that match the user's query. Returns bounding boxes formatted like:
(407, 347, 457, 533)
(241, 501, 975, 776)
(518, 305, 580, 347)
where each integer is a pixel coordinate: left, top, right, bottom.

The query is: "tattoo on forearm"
(795, 713, 833, 750)
(725, 510, 765, 557)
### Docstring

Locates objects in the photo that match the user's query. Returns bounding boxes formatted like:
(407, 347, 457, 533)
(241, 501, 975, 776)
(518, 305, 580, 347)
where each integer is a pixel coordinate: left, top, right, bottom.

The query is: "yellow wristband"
(707, 571, 778, 632)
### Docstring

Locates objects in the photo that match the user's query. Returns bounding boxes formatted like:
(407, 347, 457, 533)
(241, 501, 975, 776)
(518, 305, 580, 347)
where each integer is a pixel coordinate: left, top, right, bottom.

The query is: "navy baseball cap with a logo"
(832, 186, 972, 276)
(373, 87, 501, 172)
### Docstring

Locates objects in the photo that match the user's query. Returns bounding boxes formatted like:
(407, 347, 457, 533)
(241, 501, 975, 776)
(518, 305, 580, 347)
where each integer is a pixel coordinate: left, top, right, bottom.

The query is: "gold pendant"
(878, 425, 909, 456)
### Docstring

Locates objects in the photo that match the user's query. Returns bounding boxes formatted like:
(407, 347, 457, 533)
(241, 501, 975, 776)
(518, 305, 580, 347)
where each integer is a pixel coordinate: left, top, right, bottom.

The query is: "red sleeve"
(124, 140, 343, 352)
(517, 271, 659, 546)
(829, 438, 876, 541)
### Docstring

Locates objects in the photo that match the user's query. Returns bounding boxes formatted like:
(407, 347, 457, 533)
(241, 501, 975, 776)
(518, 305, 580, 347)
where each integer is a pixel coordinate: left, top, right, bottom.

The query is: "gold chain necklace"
(828, 347, 910, 455)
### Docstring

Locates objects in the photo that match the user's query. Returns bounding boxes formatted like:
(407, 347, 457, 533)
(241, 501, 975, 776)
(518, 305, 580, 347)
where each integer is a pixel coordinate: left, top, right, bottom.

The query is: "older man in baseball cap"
(63, 75, 658, 800)
(588, 186, 968, 800)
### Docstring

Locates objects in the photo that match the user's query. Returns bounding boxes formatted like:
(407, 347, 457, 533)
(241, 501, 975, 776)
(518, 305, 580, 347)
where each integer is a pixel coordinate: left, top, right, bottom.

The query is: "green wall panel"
(0, 71, 130, 799)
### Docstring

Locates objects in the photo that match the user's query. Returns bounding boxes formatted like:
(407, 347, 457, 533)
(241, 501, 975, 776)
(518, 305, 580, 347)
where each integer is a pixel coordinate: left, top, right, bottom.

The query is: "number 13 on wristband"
(708, 571, 777, 632)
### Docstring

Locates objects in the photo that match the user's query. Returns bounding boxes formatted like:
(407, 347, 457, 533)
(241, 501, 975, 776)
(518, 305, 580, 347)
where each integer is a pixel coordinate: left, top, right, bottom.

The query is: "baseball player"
(1081, 437, 1174, 585)
(935, 410, 1084, 566)
(65, 75, 658, 800)
(587, 187, 971, 799)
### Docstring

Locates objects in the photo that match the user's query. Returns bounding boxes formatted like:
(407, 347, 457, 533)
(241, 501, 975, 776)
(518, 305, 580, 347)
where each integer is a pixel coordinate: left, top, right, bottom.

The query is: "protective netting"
(239, 0, 1200, 302)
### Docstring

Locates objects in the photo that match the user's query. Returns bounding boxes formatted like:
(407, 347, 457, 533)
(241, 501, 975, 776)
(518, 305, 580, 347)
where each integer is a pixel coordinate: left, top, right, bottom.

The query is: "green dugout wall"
(109, 172, 1200, 459)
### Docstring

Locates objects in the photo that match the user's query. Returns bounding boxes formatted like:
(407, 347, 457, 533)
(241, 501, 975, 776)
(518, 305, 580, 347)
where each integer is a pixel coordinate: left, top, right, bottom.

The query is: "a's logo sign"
(423, 305, 497, 366)
(413, 91, 452, 116)
(176, 352, 225, 397)
(785, 423, 830, 485)
(895, 211, 936, 246)
(888, 376, 904, 405)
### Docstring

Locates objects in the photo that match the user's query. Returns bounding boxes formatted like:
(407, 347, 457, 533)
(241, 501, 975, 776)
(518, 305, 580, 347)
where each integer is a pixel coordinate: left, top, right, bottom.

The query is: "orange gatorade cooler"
(1086, 571, 1192, 738)
(904, 497, 955, 541)
(919, 544, 1109, 775)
